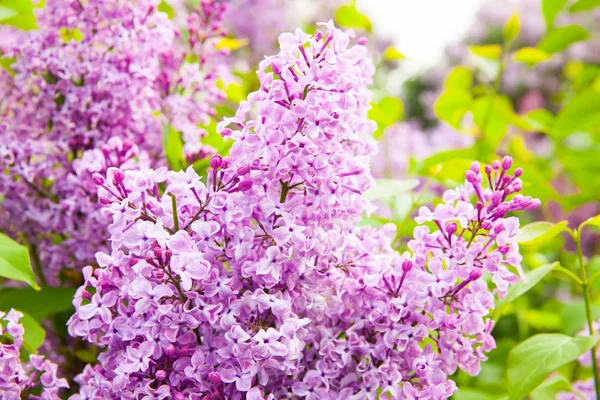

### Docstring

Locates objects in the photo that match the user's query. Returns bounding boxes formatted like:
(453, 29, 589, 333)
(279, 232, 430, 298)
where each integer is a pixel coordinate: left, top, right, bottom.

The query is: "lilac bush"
(65, 22, 539, 399)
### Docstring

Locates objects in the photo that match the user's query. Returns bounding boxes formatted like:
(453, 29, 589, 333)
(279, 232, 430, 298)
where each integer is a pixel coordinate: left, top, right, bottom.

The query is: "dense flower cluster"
(0, 0, 228, 284)
(0, 310, 68, 399)
(66, 21, 539, 399)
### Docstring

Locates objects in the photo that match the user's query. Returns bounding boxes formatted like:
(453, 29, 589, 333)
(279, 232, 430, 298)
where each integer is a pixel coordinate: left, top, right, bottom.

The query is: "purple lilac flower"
(0, 310, 69, 399)
(65, 20, 539, 399)
(0, 0, 229, 284)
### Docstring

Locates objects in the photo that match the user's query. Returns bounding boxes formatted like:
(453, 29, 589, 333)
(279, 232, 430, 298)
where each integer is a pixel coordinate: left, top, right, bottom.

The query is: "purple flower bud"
(155, 369, 167, 381)
(237, 180, 253, 192)
(164, 249, 172, 262)
(492, 160, 500, 170)
(465, 170, 478, 184)
(469, 268, 483, 281)
(220, 128, 232, 137)
(92, 173, 104, 185)
(514, 168, 523, 177)
(210, 154, 223, 169)
(493, 224, 505, 234)
(484, 165, 492, 174)
(178, 345, 189, 357)
(113, 169, 125, 183)
(208, 371, 223, 391)
(502, 156, 512, 171)
(470, 162, 480, 174)
(476, 201, 484, 211)
(81, 289, 92, 301)
(236, 165, 250, 175)
(481, 220, 492, 230)
(495, 203, 509, 217)
(402, 259, 413, 273)
(357, 37, 368, 46)
(445, 222, 457, 236)
(99, 197, 110, 204)
(153, 247, 162, 259)
(154, 269, 165, 279)
(498, 245, 510, 255)
(164, 344, 176, 357)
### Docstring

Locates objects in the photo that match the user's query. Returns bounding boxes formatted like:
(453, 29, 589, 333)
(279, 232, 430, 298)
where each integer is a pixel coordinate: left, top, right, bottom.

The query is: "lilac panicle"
(67, 21, 539, 400)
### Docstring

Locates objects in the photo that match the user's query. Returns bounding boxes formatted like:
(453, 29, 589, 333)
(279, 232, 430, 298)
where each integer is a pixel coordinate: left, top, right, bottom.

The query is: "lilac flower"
(0, 310, 68, 398)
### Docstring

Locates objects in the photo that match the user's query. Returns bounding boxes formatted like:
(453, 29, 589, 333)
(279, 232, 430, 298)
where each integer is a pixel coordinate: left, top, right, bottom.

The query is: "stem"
(574, 230, 600, 400)
(30, 244, 47, 287)
(280, 180, 289, 203)
(170, 193, 179, 232)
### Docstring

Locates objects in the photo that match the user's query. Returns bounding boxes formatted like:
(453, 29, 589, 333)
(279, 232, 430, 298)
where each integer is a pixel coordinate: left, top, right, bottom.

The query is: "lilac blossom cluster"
(0, 0, 229, 284)
(65, 21, 539, 399)
(0, 310, 68, 399)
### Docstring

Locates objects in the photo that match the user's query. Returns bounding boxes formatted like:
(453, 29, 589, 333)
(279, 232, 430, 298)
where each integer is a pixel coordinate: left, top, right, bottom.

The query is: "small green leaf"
(508, 334, 598, 400)
(503, 12, 521, 42)
(0, 233, 39, 290)
(444, 66, 472, 90)
(538, 25, 590, 54)
(523, 109, 555, 132)
(0, 5, 17, 21)
(0, 0, 37, 30)
(530, 375, 573, 400)
(383, 46, 404, 61)
(581, 214, 600, 229)
(334, 5, 372, 32)
(513, 47, 552, 65)
(496, 262, 558, 309)
(515, 221, 569, 246)
(157, 0, 175, 19)
(542, 0, 568, 29)
(569, 0, 600, 12)
(469, 45, 502, 60)
(364, 179, 420, 201)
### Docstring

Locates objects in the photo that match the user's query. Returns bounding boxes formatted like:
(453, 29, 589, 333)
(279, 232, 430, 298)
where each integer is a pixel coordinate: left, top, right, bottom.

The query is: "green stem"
(170, 193, 179, 232)
(574, 230, 600, 400)
(30, 244, 47, 288)
(280, 181, 289, 203)
(554, 264, 584, 286)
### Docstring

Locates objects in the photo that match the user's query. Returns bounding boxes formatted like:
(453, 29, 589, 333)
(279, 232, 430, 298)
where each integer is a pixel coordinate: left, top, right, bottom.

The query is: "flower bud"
(236, 165, 250, 176)
(113, 169, 125, 183)
(492, 160, 500, 170)
(155, 369, 167, 381)
(178, 345, 189, 357)
(502, 156, 512, 171)
(513, 168, 523, 177)
(153, 247, 162, 259)
(484, 165, 492, 175)
(208, 371, 223, 392)
(481, 220, 492, 230)
(470, 162, 480, 174)
(220, 128, 232, 137)
(445, 222, 457, 236)
(237, 180, 253, 192)
(210, 154, 223, 169)
(92, 173, 104, 185)
(154, 269, 165, 279)
(468, 268, 483, 281)
(81, 289, 92, 301)
(402, 259, 413, 273)
(164, 344, 176, 357)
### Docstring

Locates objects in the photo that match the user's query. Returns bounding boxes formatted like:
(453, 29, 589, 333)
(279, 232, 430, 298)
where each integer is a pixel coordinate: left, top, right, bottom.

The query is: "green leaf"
(0, 0, 37, 30)
(157, 0, 175, 19)
(0, 233, 39, 290)
(382, 46, 404, 61)
(569, 0, 600, 12)
(444, 66, 472, 90)
(513, 47, 552, 65)
(523, 109, 555, 132)
(163, 124, 184, 171)
(530, 375, 573, 400)
(469, 45, 502, 60)
(0, 287, 75, 321)
(364, 179, 419, 201)
(581, 214, 600, 229)
(334, 5, 372, 32)
(368, 97, 403, 140)
(515, 221, 569, 246)
(503, 12, 521, 42)
(553, 89, 600, 136)
(434, 90, 471, 128)
(542, 0, 568, 29)
(19, 311, 45, 353)
(508, 334, 598, 400)
(0, 5, 17, 21)
(496, 262, 558, 309)
(538, 25, 590, 54)
(561, 301, 600, 335)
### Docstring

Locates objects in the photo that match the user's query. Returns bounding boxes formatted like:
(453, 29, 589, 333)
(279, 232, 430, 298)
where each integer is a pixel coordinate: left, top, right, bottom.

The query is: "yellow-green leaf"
(516, 221, 569, 246)
(215, 37, 249, 51)
(503, 12, 521, 42)
(383, 46, 405, 61)
(513, 47, 552, 65)
(542, 0, 568, 29)
(469, 45, 502, 60)
(334, 4, 372, 32)
(569, 0, 600, 12)
(538, 25, 590, 53)
(0, 5, 17, 21)
(0, 233, 39, 290)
